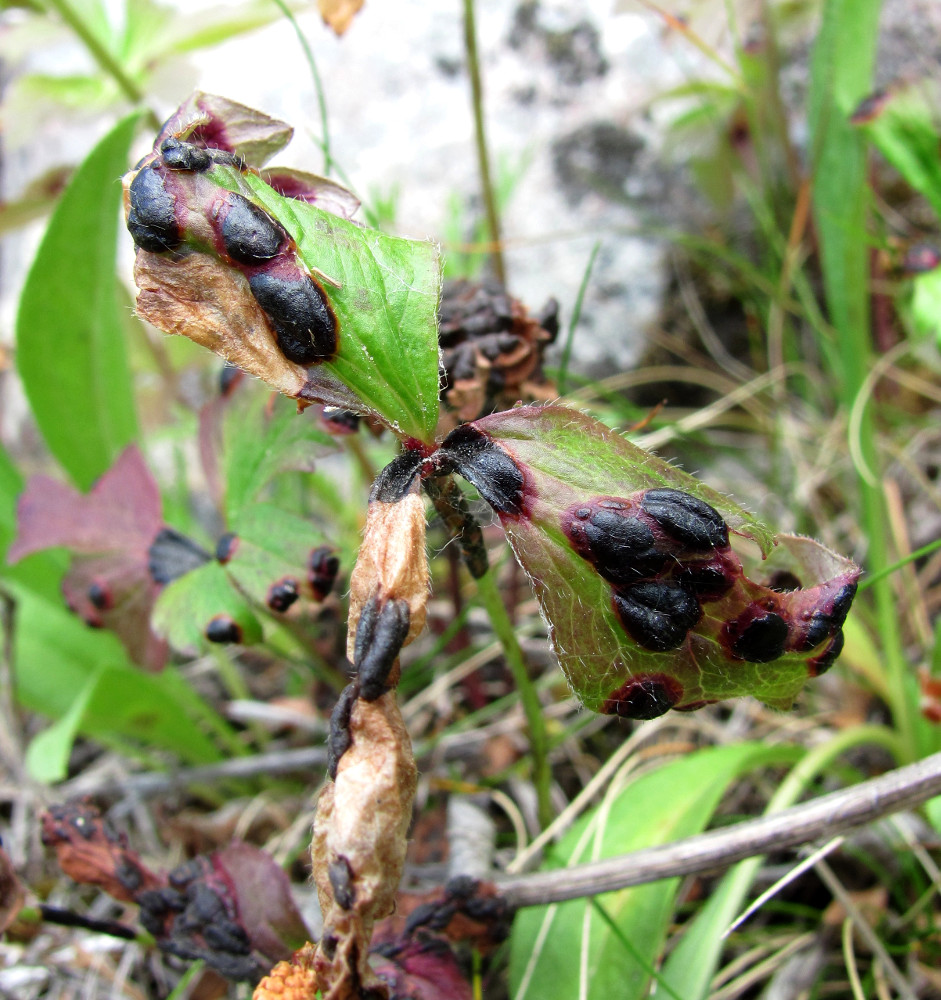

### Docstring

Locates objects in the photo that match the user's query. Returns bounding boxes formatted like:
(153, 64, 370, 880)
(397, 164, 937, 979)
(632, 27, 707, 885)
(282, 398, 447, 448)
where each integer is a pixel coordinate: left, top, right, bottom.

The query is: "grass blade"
(16, 112, 141, 489)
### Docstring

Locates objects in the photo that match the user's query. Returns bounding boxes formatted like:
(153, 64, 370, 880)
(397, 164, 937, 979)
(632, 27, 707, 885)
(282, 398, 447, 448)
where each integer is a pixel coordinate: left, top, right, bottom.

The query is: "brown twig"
(497, 751, 941, 908)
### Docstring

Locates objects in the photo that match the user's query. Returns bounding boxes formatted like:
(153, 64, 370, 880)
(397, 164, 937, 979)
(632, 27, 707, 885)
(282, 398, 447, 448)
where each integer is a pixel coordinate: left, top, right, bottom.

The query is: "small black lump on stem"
(327, 682, 359, 779)
(355, 596, 411, 702)
(437, 424, 526, 517)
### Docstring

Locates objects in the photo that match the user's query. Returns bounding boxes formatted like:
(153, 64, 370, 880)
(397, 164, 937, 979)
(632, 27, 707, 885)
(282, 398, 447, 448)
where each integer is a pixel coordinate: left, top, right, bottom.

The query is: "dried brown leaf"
(41, 801, 164, 903)
(347, 488, 429, 657)
(133, 251, 311, 402)
(318, 0, 365, 35)
(311, 694, 417, 998)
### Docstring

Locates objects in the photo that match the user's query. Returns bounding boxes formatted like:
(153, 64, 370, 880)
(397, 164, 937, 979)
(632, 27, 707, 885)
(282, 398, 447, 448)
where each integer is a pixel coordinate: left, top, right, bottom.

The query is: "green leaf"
(223, 391, 336, 522)
(908, 267, 941, 344)
(26, 662, 224, 783)
(466, 406, 859, 716)
(25, 667, 99, 783)
(9, 584, 225, 778)
(659, 851, 783, 1000)
(854, 85, 941, 220)
(509, 743, 791, 1000)
(152, 560, 263, 653)
(220, 166, 442, 443)
(808, 0, 881, 406)
(224, 502, 331, 608)
(127, 97, 441, 444)
(11, 585, 132, 719)
(16, 111, 141, 488)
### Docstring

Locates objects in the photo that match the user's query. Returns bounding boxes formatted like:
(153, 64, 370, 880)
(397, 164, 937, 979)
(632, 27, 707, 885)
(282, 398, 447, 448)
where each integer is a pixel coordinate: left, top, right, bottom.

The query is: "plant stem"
(17, 904, 151, 944)
(46, 0, 160, 130)
(474, 566, 552, 829)
(557, 240, 601, 396)
(500, 736, 936, 909)
(272, 0, 332, 175)
(210, 648, 269, 749)
(462, 0, 506, 285)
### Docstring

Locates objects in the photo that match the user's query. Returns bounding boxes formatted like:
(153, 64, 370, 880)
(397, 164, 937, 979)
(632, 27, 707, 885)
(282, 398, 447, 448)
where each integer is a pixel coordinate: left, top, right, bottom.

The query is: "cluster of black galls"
(137, 858, 264, 982)
(127, 135, 337, 367)
(566, 488, 736, 654)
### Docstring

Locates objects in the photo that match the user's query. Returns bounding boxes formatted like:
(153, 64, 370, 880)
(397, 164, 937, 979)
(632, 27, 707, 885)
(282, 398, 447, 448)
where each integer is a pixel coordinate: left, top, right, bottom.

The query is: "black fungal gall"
(797, 581, 857, 652)
(829, 582, 858, 627)
(87, 580, 112, 612)
(612, 581, 701, 652)
(677, 560, 735, 601)
(159, 137, 211, 172)
(267, 578, 299, 613)
(639, 488, 730, 551)
(327, 857, 356, 911)
(220, 194, 287, 265)
(437, 424, 527, 517)
(327, 682, 358, 779)
(796, 611, 834, 652)
(808, 629, 844, 676)
(127, 166, 181, 253)
(371, 450, 424, 504)
(309, 546, 339, 600)
(728, 609, 790, 662)
(563, 503, 666, 584)
(248, 271, 337, 365)
(205, 616, 242, 644)
(355, 597, 411, 701)
(602, 673, 683, 719)
(215, 532, 239, 564)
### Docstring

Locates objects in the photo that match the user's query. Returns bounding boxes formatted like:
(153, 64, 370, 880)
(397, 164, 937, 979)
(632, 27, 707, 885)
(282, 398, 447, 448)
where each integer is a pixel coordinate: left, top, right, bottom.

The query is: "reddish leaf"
(8, 445, 161, 560)
(40, 800, 164, 903)
(372, 938, 472, 1000)
(8, 445, 169, 669)
(262, 167, 360, 219)
(439, 406, 860, 716)
(155, 92, 294, 170)
(216, 842, 309, 959)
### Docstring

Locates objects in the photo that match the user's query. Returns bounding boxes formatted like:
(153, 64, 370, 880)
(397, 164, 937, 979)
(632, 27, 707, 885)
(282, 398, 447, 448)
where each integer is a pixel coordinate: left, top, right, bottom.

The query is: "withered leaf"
(312, 694, 417, 997)
(41, 801, 164, 903)
(318, 0, 365, 35)
(157, 92, 294, 169)
(134, 251, 312, 402)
